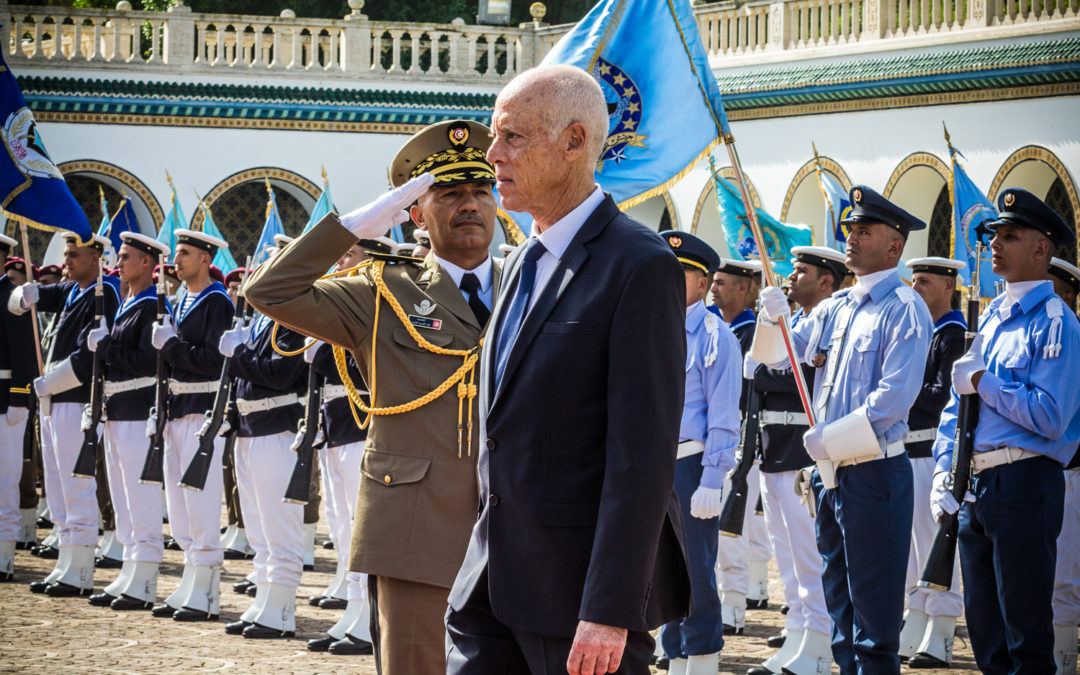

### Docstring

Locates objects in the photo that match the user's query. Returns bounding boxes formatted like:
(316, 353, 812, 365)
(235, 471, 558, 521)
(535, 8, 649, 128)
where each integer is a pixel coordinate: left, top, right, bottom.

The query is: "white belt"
(169, 379, 218, 395)
(759, 410, 809, 427)
(677, 440, 705, 459)
(103, 377, 156, 396)
(236, 394, 299, 416)
(904, 428, 936, 444)
(0, 369, 11, 379)
(972, 447, 1040, 474)
(323, 384, 348, 400)
(836, 440, 906, 468)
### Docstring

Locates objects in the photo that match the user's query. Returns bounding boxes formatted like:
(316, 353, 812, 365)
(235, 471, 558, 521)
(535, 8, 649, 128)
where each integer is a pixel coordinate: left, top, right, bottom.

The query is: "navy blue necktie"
(494, 239, 546, 390)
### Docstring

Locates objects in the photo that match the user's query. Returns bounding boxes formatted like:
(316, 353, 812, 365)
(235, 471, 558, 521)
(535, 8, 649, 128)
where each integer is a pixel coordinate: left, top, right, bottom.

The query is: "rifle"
(283, 363, 322, 504)
(139, 254, 170, 484)
(719, 385, 762, 537)
(72, 263, 105, 478)
(22, 390, 37, 463)
(179, 288, 247, 491)
(919, 243, 984, 591)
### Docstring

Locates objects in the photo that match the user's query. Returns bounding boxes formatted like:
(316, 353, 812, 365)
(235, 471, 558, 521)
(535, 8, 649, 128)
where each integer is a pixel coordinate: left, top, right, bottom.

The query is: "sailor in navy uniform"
(84, 232, 171, 611)
(150, 229, 233, 622)
(1048, 256, 1080, 674)
(933, 189, 1080, 674)
(10, 233, 121, 597)
(753, 186, 932, 673)
(747, 246, 846, 675)
(897, 256, 967, 667)
(711, 257, 772, 631)
(0, 234, 39, 581)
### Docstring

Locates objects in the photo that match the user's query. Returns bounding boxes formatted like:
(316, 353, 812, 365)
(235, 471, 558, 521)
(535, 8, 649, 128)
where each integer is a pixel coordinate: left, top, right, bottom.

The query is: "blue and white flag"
(541, 0, 731, 208)
(252, 180, 284, 267)
(96, 187, 110, 237)
(302, 168, 333, 236)
(0, 48, 92, 242)
(198, 202, 238, 274)
(815, 162, 851, 252)
(158, 175, 184, 254)
(102, 196, 139, 253)
(948, 142, 999, 298)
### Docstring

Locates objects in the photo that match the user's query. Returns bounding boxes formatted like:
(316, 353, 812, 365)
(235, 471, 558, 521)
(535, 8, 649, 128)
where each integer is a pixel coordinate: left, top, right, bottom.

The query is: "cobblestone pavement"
(1, 521, 976, 674)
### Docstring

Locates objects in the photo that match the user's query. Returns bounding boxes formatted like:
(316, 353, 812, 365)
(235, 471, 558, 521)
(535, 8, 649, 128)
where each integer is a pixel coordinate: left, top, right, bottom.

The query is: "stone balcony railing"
(1, 0, 1076, 84)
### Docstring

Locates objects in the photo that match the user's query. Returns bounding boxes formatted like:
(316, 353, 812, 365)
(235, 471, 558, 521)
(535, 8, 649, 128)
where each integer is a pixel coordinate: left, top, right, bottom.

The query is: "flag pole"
(17, 223, 44, 376)
(722, 138, 816, 425)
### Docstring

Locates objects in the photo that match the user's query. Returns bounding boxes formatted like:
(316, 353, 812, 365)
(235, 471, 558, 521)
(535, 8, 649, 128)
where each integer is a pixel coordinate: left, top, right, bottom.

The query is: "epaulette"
(1044, 296, 1064, 359)
(367, 251, 424, 266)
(894, 284, 922, 340)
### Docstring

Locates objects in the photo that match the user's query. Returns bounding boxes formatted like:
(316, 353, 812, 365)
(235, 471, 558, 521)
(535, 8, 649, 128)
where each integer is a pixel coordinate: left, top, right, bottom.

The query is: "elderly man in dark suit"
(445, 65, 690, 675)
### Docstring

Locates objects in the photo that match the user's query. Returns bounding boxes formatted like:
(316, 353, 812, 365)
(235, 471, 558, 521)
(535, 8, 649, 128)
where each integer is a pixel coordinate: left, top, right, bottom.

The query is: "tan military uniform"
(245, 214, 499, 669)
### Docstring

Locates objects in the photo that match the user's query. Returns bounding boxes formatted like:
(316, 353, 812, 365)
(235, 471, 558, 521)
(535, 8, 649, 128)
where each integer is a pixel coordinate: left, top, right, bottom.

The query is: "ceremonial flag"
(102, 196, 139, 254)
(945, 126, 999, 297)
(0, 49, 93, 242)
(96, 187, 110, 237)
(812, 145, 851, 252)
(158, 173, 184, 253)
(252, 179, 284, 266)
(302, 167, 333, 236)
(709, 157, 811, 277)
(540, 0, 731, 208)
(197, 201, 238, 274)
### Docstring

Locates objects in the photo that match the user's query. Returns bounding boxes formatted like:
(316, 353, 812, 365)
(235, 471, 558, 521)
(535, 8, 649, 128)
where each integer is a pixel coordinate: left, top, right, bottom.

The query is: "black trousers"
(445, 569, 655, 675)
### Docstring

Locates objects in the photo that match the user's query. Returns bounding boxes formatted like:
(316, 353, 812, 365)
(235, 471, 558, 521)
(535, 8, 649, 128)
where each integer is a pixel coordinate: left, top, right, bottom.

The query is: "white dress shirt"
(527, 185, 605, 310)
(433, 254, 494, 310)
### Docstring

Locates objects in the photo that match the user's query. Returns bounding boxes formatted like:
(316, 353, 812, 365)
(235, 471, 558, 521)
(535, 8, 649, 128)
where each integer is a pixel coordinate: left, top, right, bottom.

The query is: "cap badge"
(852, 188, 862, 203)
(669, 236, 682, 248)
(1003, 192, 1015, 207)
(449, 125, 469, 147)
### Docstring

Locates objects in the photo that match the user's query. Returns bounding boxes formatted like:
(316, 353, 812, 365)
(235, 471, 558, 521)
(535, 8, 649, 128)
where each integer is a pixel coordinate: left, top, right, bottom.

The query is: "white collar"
(1004, 280, 1044, 308)
(532, 186, 605, 261)
(432, 254, 493, 292)
(850, 268, 895, 301)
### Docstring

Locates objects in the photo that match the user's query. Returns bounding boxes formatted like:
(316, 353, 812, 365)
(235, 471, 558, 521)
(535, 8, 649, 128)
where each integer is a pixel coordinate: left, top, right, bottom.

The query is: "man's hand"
(951, 333, 986, 396)
(758, 286, 790, 324)
(303, 338, 323, 364)
(86, 317, 108, 353)
(743, 352, 759, 380)
(339, 173, 435, 240)
(18, 282, 39, 309)
(690, 485, 723, 519)
(566, 620, 627, 675)
(802, 423, 828, 461)
(151, 317, 177, 350)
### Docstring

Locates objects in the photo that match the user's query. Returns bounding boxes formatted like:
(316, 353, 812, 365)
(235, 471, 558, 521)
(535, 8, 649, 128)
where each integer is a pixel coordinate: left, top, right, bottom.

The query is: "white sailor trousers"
(322, 440, 364, 571)
(0, 410, 28, 542)
(104, 420, 163, 562)
(1053, 467, 1080, 625)
(41, 402, 98, 546)
(235, 432, 304, 588)
(163, 413, 224, 566)
(716, 463, 772, 594)
(906, 456, 962, 617)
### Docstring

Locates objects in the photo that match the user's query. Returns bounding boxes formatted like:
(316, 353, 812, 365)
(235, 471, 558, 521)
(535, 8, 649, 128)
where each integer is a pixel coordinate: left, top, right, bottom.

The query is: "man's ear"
(564, 122, 587, 155)
(410, 203, 427, 232)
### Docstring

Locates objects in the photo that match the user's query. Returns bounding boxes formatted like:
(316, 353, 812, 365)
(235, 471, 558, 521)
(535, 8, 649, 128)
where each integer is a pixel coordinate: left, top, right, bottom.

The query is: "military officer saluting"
(753, 185, 932, 673)
(933, 189, 1080, 674)
(245, 120, 501, 674)
(656, 231, 741, 675)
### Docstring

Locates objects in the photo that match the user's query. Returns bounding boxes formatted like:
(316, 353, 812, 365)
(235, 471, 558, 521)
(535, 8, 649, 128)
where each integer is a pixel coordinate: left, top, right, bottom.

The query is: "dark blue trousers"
(959, 455, 1064, 675)
(813, 454, 913, 675)
(660, 454, 725, 659)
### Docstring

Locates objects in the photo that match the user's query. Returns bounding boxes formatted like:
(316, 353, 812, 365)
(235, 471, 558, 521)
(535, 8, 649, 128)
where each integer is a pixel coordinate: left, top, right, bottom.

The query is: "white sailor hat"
(120, 231, 171, 258)
(717, 258, 762, 278)
(174, 228, 228, 254)
(1049, 257, 1080, 295)
(357, 236, 405, 255)
(905, 256, 966, 277)
(273, 233, 294, 247)
(790, 246, 848, 279)
(64, 231, 111, 253)
(498, 243, 517, 256)
(0, 233, 16, 253)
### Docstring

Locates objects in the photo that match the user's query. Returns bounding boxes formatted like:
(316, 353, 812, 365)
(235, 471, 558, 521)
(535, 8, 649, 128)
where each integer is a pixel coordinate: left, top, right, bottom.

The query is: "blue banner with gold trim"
(949, 152, 999, 298)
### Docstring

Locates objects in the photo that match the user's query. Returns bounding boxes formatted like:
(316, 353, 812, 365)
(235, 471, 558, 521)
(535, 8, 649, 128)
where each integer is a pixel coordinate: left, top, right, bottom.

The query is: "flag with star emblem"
(946, 130, 999, 298)
(540, 0, 731, 208)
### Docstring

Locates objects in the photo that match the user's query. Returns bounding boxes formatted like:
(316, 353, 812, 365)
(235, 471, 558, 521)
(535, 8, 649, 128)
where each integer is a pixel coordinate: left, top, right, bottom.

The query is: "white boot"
(898, 608, 928, 660)
(323, 561, 348, 601)
(51, 544, 95, 591)
(303, 523, 316, 569)
(761, 628, 804, 672)
(910, 615, 955, 667)
(0, 540, 14, 579)
(250, 582, 296, 634)
(103, 559, 134, 597)
(36, 501, 49, 520)
(748, 560, 769, 604)
(164, 563, 195, 610)
(687, 652, 720, 675)
(329, 596, 368, 641)
(781, 629, 832, 675)
(119, 561, 159, 603)
(42, 544, 69, 585)
(18, 508, 37, 547)
(668, 659, 688, 675)
(1053, 623, 1078, 675)
(343, 594, 372, 642)
(40, 526, 59, 552)
(220, 524, 236, 548)
(231, 528, 251, 555)
(240, 581, 269, 623)
(178, 564, 220, 618)
(721, 590, 746, 634)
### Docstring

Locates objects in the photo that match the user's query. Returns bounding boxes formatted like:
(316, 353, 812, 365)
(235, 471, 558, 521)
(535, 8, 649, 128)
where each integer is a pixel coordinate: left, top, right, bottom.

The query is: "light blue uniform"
(932, 280, 1080, 674)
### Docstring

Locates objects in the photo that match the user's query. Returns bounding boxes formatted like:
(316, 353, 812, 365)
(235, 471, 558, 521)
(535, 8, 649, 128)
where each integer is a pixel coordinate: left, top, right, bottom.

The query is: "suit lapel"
(420, 256, 481, 330)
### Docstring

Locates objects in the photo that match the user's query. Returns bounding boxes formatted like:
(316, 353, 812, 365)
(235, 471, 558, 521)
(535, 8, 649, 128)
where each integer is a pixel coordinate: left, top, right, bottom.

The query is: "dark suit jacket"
(448, 194, 691, 637)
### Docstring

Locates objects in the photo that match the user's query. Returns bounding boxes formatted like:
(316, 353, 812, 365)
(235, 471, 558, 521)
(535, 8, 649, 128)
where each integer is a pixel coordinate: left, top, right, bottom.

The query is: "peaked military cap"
(988, 188, 1075, 247)
(273, 233, 294, 248)
(1049, 257, 1080, 295)
(120, 231, 171, 258)
(174, 228, 228, 255)
(841, 185, 926, 239)
(660, 230, 720, 275)
(0, 233, 16, 254)
(717, 258, 763, 279)
(790, 245, 849, 280)
(390, 120, 495, 188)
(906, 256, 966, 277)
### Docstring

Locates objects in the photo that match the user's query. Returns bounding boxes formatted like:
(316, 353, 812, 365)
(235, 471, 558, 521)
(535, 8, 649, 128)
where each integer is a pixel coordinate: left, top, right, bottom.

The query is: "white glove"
(151, 317, 177, 350)
(951, 334, 986, 396)
(339, 173, 435, 240)
(18, 282, 39, 308)
(758, 285, 791, 324)
(303, 339, 323, 364)
(33, 376, 48, 397)
(5, 406, 28, 427)
(802, 423, 829, 461)
(743, 353, 759, 380)
(145, 408, 158, 439)
(217, 324, 251, 358)
(86, 318, 108, 353)
(289, 422, 308, 452)
(930, 471, 960, 522)
(689, 485, 724, 519)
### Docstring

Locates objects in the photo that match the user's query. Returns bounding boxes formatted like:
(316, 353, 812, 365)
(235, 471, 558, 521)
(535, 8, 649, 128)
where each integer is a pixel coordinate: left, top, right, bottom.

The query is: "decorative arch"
(882, 152, 951, 261)
(623, 192, 679, 232)
(882, 152, 950, 200)
(780, 155, 852, 222)
(691, 166, 761, 236)
(195, 167, 321, 230)
(57, 159, 165, 229)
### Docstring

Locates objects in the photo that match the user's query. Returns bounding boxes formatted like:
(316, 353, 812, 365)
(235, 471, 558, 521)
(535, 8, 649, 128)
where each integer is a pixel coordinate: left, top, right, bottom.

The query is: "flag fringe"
(617, 138, 719, 213)
(1, 207, 87, 244)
